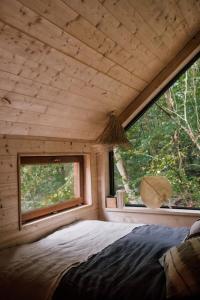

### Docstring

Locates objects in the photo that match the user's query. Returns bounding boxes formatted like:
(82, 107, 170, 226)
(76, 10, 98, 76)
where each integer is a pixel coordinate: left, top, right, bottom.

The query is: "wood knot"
(1, 97, 11, 104)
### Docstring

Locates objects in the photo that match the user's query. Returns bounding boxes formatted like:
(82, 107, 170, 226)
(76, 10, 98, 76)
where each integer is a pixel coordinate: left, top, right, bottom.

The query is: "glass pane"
(20, 162, 78, 212)
(114, 57, 200, 209)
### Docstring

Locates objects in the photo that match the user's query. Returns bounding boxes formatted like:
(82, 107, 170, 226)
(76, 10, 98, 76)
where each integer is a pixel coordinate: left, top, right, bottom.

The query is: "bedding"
(0, 220, 142, 300)
(53, 224, 189, 300)
(0, 220, 196, 300)
(160, 236, 200, 299)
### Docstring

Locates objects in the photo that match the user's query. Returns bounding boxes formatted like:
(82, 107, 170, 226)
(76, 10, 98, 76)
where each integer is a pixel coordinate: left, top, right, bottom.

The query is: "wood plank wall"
(0, 135, 98, 249)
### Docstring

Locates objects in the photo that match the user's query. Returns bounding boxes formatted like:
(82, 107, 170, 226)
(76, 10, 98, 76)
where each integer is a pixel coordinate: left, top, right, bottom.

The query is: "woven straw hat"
(140, 176, 172, 208)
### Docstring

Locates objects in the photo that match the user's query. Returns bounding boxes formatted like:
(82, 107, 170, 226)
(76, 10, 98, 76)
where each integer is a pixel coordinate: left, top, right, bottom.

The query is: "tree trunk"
(113, 148, 135, 198)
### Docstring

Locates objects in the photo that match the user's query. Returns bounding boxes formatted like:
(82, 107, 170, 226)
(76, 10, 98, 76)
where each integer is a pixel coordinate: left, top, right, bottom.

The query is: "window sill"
(22, 204, 92, 229)
(105, 206, 200, 217)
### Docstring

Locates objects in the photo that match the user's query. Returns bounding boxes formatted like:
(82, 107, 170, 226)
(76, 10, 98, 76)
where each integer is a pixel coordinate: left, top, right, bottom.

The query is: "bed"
(0, 220, 199, 300)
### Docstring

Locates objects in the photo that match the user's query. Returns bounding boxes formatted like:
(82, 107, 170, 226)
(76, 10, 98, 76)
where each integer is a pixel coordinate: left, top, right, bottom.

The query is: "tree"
(114, 58, 200, 208)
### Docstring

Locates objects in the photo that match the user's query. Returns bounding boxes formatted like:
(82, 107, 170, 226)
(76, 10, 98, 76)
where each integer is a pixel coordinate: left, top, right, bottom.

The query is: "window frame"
(109, 51, 200, 210)
(18, 154, 84, 225)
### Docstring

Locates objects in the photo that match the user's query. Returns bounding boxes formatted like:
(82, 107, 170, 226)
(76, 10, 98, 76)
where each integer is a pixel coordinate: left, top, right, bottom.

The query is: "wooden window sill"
(104, 206, 200, 217)
(22, 204, 92, 229)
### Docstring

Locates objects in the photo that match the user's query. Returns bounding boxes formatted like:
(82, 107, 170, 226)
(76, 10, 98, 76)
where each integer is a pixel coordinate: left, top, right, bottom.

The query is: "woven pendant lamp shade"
(140, 176, 172, 208)
(96, 112, 131, 147)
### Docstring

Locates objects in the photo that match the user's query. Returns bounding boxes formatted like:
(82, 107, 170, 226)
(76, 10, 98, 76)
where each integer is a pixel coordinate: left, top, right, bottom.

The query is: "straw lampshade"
(96, 112, 131, 147)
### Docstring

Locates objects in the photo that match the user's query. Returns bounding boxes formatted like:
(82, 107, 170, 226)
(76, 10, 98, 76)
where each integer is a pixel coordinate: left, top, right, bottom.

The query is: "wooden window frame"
(18, 155, 84, 225)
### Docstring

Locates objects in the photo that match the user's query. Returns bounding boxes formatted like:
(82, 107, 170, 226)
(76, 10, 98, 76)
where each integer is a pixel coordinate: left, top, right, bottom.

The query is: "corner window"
(19, 155, 84, 224)
(112, 56, 200, 210)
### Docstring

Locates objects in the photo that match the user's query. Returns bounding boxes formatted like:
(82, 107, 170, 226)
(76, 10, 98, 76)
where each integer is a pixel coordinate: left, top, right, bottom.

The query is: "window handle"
(53, 158, 61, 163)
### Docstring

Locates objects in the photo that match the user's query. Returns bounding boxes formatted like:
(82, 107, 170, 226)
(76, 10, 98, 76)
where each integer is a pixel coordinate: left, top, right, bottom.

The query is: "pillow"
(187, 219, 200, 239)
(160, 237, 200, 299)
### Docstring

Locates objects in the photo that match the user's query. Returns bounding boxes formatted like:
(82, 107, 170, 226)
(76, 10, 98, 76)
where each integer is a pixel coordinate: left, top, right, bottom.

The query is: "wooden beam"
(119, 31, 200, 126)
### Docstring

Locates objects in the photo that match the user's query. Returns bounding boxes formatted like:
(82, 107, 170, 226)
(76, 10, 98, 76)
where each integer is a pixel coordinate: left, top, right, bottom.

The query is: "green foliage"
(114, 58, 200, 208)
(21, 163, 74, 212)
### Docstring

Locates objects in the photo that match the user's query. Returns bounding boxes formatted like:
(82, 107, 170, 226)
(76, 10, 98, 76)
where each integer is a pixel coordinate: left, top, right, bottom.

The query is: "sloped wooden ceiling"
(0, 0, 199, 140)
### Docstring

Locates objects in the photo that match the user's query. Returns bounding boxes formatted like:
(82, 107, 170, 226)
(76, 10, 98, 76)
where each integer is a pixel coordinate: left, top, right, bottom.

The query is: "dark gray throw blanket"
(53, 224, 189, 300)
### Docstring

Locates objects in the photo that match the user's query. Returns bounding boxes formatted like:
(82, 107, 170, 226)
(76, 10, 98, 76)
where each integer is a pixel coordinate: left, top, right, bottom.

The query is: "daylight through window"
(19, 155, 84, 223)
(113, 57, 200, 209)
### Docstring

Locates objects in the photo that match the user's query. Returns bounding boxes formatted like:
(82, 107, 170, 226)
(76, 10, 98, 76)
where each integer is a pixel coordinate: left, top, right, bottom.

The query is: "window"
(19, 155, 84, 223)
(112, 56, 200, 210)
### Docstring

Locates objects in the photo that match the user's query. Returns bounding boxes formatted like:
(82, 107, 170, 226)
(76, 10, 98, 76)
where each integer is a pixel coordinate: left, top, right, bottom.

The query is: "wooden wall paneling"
(0, 172, 17, 184)
(0, 136, 98, 248)
(0, 156, 17, 173)
(0, 138, 92, 156)
(0, 206, 98, 248)
(119, 32, 200, 126)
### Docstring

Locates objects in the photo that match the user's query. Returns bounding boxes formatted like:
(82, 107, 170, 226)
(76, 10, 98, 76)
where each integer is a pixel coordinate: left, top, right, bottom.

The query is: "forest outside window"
(113, 56, 200, 210)
(19, 155, 84, 224)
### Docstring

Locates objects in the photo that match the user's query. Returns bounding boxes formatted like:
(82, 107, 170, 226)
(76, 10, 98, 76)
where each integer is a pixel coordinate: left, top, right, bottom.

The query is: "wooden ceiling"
(0, 0, 199, 140)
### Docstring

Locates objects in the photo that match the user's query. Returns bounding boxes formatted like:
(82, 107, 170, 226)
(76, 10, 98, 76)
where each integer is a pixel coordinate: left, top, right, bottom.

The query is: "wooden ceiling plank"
(130, 0, 192, 57)
(62, 0, 159, 74)
(0, 86, 116, 113)
(155, 0, 193, 42)
(0, 107, 105, 133)
(0, 69, 124, 112)
(0, 26, 142, 100)
(18, 0, 147, 88)
(99, 0, 170, 65)
(0, 68, 131, 108)
(176, 0, 200, 34)
(0, 0, 147, 91)
(119, 32, 200, 126)
(0, 0, 115, 73)
(0, 90, 47, 114)
(0, 22, 146, 95)
(0, 120, 100, 140)
(0, 105, 105, 129)
(0, 21, 98, 82)
(0, 90, 106, 123)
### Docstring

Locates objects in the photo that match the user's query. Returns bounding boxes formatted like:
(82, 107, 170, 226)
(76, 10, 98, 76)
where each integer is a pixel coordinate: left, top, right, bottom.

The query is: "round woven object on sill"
(140, 176, 172, 209)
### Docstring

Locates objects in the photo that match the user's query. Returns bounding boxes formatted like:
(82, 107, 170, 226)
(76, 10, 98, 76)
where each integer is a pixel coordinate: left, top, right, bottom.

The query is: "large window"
(19, 155, 84, 223)
(113, 56, 200, 209)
